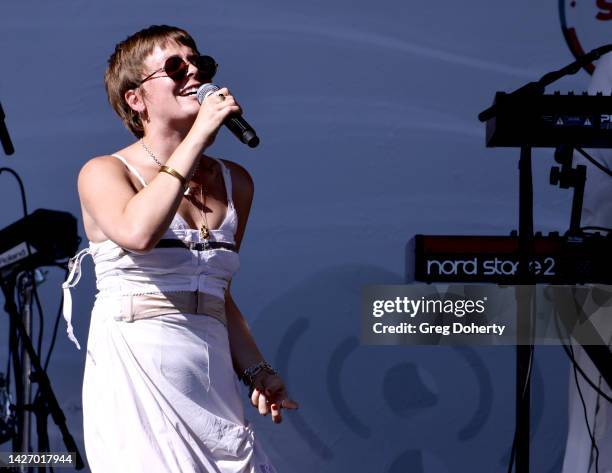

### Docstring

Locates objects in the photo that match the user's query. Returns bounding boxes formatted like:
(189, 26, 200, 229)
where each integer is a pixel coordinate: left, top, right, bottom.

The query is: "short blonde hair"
(104, 25, 200, 138)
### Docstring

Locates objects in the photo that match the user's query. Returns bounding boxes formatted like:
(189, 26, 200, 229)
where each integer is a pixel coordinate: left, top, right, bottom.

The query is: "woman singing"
(61, 24, 297, 473)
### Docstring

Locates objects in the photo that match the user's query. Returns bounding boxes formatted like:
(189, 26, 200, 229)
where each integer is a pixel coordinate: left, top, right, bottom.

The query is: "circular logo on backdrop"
(560, 0, 612, 74)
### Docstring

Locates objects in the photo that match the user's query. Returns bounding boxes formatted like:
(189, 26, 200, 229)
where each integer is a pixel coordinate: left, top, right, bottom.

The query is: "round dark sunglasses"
(137, 55, 218, 86)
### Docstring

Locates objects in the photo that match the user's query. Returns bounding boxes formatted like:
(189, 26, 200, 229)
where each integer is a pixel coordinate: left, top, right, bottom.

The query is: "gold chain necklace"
(139, 139, 215, 239)
(198, 185, 210, 240)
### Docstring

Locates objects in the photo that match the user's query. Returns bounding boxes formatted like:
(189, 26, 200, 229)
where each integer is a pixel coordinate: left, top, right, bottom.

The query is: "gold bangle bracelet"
(159, 165, 187, 187)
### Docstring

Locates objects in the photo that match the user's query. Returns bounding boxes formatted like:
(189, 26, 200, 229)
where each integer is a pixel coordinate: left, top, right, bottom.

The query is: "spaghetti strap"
(211, 158, 234, 208)
(111, 153, 148, 188)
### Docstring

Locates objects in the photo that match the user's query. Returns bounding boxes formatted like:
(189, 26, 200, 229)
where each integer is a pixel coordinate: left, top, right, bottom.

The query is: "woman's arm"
(224, 161, 298, 423)
(223, 159, 262, 372)
(78, 89, 240, 252)
(225, 288, 265, 373)
(225, 289, 298, 423)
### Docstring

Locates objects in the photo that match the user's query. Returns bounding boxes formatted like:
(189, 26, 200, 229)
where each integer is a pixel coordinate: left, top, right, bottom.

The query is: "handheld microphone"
(196, 83, 260, 148)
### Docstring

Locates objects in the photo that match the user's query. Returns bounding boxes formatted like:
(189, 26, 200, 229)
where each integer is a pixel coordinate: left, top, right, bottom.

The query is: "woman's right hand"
(250, 372, 299, 424)
(189, 87, 242, 149)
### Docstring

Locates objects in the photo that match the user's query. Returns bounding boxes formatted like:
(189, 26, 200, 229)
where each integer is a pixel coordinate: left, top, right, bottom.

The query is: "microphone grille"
(196, 83, 220, 104)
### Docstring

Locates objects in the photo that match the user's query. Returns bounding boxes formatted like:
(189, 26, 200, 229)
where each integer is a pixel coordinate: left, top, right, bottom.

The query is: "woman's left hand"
(250, 372, 298, 424)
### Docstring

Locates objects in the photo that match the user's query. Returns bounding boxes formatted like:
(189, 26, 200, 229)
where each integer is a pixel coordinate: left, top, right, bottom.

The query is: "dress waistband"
(113, 291, 226, 326)
(156, 238, 236, 252)
(60, 244, 230, 350)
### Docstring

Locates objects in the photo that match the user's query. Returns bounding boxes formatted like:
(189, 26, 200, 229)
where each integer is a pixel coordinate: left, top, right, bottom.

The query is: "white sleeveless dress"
(61, 155, 276, 473)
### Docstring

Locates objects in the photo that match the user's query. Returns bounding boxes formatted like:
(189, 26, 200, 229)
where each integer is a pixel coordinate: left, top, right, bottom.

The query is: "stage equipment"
(484, 92, 612, 149)
(0, 209, 79, 277)
(464, 43, 612, 473)
(413, 233, 612, 285)
(0, 208, 84, 470)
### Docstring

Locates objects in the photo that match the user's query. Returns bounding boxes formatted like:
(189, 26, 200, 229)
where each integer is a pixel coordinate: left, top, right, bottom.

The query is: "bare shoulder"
(77, 154, 141, 220)
(220, 159, 254, 203)
(78, 155, 129, 186)
(77, 155, 139, 243)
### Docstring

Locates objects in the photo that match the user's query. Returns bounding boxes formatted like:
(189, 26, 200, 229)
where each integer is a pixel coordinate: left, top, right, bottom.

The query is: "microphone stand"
(479, 44, 612, 123)
(16, 271, 36, 464)
(0, 266, 84, 471)
(513, 146, 535, 473)
(0, 101, 15, 156)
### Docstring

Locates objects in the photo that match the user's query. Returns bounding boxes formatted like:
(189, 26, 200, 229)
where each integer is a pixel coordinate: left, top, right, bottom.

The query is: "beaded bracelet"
(240, 361, 277, 390)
